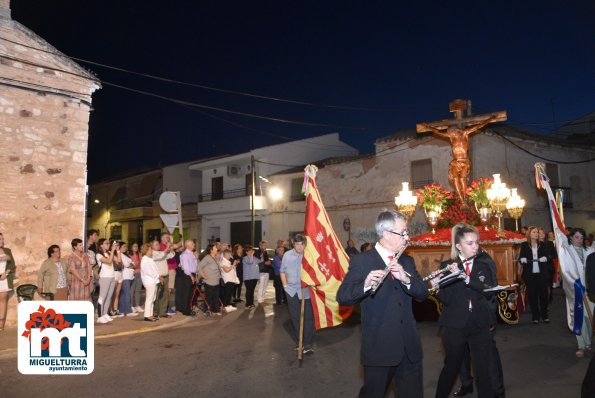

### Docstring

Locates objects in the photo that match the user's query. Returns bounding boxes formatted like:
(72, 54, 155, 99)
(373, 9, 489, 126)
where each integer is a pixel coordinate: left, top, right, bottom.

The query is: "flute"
(426, 249, 486, 291)
(370, 241, 409, 295)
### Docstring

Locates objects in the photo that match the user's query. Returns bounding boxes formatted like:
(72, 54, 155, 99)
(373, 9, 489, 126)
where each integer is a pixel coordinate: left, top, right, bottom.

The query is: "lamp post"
(486, 174, 511, 237)
(394, 182, 418, 218)
(506, 188, 525, 232)
(251, 155, 256, 246)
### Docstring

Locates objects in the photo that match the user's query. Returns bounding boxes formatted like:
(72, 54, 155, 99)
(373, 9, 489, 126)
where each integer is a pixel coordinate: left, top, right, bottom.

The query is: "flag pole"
(584, 294, 594, 337)
(298, 287, 306, 367)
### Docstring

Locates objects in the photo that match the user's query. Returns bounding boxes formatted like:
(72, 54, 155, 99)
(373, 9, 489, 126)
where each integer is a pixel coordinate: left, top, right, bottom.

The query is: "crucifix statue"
(416, 99, 507, 204)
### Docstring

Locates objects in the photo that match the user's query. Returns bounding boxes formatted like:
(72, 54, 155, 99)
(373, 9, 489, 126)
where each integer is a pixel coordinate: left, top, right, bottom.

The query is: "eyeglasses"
(387, 230, 408, 237)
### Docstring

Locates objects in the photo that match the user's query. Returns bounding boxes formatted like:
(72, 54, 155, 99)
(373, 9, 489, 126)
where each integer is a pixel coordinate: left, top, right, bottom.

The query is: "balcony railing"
(198, 188, 248, 202)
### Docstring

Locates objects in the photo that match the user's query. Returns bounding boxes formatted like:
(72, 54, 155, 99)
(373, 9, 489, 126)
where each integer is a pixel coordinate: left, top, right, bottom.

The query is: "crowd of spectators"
(0, 229, 299, 326)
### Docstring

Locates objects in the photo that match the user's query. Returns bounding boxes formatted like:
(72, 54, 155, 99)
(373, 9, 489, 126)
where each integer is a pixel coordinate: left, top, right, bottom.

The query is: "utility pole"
(251, 155, 256, 246)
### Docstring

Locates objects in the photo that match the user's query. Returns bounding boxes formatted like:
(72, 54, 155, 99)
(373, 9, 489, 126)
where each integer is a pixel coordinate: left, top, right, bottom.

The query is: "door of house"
(230, 220, 261, 246)
(212, 176, 223, 200)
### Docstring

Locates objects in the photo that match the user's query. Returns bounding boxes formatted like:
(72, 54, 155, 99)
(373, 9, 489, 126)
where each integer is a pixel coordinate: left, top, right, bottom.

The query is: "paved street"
(0, 288, 590, 398)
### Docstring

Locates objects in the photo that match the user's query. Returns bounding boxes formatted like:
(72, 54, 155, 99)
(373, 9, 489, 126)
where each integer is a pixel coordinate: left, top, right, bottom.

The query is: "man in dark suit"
(337, 210, 429, 398)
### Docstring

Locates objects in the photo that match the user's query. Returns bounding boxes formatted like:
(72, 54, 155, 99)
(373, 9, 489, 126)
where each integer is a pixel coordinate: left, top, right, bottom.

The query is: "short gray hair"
(293, 234, 306, 245)
(375, 210, 407, 237)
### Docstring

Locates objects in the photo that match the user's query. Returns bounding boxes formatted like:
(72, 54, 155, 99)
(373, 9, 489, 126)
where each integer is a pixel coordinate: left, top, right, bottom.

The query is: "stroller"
(16, 284, 54, 302)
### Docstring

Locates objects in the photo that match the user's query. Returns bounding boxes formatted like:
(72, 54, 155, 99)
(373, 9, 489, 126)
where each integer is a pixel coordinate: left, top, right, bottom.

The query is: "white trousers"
(576, 298, 595, 349)
(257, 273, 269, 303)
(143, 282, 158, 318)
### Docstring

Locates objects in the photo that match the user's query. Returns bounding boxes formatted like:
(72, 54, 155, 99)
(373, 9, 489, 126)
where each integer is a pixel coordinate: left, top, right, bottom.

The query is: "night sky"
(10, 1, 595, 183)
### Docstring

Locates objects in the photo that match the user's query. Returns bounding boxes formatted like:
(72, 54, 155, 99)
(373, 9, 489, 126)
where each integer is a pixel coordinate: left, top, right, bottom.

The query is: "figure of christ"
(419, 116, 496, 204)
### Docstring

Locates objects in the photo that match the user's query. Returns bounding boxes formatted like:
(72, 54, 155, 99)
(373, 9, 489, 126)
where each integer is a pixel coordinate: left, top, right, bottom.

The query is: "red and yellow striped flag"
(301, 165, 352, 329)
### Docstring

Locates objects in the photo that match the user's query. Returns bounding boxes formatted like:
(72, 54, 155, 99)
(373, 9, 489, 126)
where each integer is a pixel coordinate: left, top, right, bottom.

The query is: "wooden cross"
(415, 99, 507, 204)
(416, 99, 507, 133)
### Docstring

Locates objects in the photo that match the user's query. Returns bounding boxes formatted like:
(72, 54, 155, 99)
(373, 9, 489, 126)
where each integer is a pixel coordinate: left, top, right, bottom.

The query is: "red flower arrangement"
(416, 183, 453, 211)
(437, 199, 481, 229)
(466, 177, 493, 208)
(409, 227, 525, 246)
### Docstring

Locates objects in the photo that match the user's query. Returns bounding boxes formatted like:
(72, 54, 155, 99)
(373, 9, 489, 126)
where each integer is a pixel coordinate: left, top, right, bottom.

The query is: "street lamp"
(487, 173, 511, 237)
(506, 188, 525, 232)
(269, 186, 283, 201)
(394, 182, 417, 218)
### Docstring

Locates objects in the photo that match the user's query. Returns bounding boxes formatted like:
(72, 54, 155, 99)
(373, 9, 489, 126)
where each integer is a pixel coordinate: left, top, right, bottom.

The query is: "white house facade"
(190, 133, 358, 248)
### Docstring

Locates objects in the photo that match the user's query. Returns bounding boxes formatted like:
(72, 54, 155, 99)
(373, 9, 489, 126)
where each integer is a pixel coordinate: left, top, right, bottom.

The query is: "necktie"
(388, 255, 394, 279)
(464, 261, 472, 312)
(464, 261, 471, 276)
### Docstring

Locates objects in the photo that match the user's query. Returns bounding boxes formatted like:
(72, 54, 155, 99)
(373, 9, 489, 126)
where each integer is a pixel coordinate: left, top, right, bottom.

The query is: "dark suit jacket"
(337, 248, 429, 366)
(586, 252, 595, 302)
(519, 242, 550, 278)
(436, 253, 497, 329)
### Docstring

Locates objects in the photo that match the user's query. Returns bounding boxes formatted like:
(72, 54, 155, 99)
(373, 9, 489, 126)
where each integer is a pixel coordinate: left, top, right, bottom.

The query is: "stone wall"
(0, 10, 99, 327)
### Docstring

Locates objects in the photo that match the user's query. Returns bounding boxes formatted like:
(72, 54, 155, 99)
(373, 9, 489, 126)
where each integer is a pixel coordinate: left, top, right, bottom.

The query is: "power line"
(1, 49, 396, 132)
(488, 128, 595, 164)
(71, 56, 418, 113)
(0, 36, 429, 113)
(100, 80, 393, 131)
(184, 105, 358, 151)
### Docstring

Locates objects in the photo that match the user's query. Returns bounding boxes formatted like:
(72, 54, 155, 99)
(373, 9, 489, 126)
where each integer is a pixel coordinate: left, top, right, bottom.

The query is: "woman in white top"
(140, 243, 160, 322)
(220, 249, 239, 313)
(96, 238, 118, 324)
(117, 242, 137, 317)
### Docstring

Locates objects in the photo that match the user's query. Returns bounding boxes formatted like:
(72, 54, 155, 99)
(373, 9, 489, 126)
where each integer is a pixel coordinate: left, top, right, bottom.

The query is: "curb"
(0, 316, 194, 360)
(95, 315, 194, 339)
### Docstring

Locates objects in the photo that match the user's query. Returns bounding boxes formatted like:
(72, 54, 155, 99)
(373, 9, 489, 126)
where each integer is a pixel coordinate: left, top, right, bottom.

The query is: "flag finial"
(302, 164, 318, 196)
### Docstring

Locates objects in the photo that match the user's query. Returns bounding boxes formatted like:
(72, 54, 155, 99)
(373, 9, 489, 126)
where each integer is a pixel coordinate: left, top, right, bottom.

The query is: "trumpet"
(370, 241, 409, 295)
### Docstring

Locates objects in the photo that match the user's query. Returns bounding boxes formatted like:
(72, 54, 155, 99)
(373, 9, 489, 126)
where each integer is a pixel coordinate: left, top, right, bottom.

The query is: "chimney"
(0, 0, 10, 19)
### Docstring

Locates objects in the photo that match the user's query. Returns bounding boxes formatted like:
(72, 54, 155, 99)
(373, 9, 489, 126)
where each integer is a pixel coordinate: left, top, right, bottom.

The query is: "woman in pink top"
(129, 242, 143, 312)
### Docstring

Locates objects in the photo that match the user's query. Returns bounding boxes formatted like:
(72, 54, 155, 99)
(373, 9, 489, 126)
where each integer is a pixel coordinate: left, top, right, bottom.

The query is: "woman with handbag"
(198, 244, 222, 315)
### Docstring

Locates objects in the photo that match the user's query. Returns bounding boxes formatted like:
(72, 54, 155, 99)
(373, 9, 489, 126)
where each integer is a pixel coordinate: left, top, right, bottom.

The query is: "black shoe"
(453, 384, 473, 396)
(144, 317, 157, 322)
(302, 348, 314, 355)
